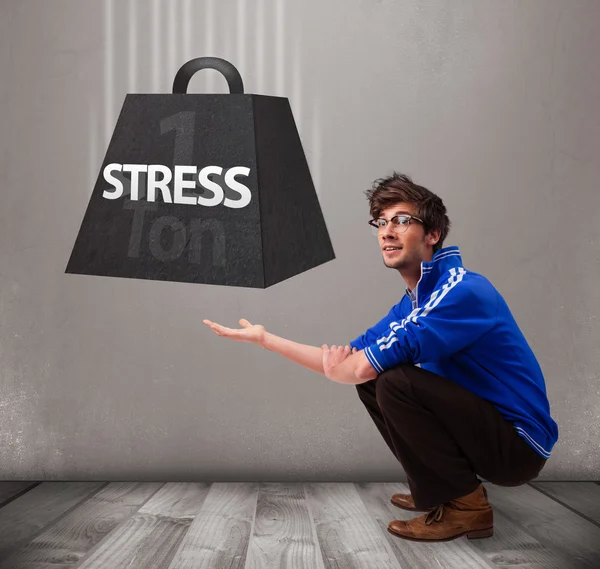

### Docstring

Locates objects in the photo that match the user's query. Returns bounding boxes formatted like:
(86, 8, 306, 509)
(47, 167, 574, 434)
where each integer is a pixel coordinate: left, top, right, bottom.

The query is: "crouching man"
(204, 172, 558, 542)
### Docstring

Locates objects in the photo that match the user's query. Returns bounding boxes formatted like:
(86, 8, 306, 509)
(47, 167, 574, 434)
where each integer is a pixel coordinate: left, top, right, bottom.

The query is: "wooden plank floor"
(0, 481, 598, 569)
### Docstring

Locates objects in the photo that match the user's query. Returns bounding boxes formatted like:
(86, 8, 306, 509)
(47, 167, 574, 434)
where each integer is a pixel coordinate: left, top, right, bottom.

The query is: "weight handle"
(172, 57, 244, 94)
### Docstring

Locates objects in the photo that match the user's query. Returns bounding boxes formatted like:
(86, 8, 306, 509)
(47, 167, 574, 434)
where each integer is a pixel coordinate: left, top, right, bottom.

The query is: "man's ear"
(427, 229, 441, 247)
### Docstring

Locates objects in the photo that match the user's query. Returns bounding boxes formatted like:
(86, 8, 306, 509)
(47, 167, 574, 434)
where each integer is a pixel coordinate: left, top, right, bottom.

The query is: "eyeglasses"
(369, 215, 424, 235)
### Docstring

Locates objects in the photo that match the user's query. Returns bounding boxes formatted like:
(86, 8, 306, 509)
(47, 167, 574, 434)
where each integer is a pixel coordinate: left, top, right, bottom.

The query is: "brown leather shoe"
(391, 492, 434, 512)
(388, 483, 493, 542)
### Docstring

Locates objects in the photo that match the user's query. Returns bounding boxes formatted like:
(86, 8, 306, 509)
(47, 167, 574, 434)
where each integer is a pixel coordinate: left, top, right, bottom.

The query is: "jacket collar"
(405, 246, 464, 304)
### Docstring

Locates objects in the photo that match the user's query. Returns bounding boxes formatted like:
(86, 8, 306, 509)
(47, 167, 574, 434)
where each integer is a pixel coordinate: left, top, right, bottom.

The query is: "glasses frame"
(368, 214, 425, 235)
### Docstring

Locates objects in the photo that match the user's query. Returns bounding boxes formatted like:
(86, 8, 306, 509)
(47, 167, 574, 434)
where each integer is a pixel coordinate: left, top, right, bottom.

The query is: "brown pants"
(356, 364, 547, 510)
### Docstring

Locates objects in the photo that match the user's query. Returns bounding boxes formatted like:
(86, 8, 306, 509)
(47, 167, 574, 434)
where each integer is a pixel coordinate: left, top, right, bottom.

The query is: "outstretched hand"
(203, 318, 266, 346)
(322, 344, 358, 378)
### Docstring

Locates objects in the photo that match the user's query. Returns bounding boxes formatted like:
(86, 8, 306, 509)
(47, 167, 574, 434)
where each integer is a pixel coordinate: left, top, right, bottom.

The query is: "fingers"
(204, 319, 252, 339)
(322, 344, 355, 353)
(203, 319, 224, 335)
(203, 320, 237, 338)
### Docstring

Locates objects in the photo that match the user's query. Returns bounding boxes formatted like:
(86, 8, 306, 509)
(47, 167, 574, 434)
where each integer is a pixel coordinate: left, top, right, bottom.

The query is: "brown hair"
(365, 172, 451, 253)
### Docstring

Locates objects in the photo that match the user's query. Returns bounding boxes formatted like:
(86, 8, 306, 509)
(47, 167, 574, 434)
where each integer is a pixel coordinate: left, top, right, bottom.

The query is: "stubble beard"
(383, 243, 425, 272)
(383, 249, 409, 270)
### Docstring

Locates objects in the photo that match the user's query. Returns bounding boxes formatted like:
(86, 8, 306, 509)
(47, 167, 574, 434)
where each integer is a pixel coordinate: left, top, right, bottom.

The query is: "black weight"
(66, 57, 334, 288)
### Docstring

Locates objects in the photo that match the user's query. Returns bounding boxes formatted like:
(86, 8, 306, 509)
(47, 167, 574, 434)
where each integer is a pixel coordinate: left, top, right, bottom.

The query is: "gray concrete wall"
(1, 0, 598, 480)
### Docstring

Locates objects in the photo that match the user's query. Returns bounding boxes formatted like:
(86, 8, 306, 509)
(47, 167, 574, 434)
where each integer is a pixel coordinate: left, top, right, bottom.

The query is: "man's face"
(376, 202, 438, 270)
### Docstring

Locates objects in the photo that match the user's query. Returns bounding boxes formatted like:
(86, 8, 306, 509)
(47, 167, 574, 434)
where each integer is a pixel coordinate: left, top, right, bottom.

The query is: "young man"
(203, 172, 559, 543)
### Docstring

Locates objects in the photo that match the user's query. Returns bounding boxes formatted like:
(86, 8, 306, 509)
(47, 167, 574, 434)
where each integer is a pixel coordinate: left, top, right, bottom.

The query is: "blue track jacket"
(349, 246, 558, 459)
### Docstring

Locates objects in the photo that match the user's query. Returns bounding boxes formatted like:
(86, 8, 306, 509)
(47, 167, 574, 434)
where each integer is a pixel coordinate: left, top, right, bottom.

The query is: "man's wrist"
(260, 331, 271, 350)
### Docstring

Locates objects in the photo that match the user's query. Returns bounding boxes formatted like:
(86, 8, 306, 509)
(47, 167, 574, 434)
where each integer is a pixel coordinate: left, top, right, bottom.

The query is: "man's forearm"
(261, 331, 325, 375)
(327, 355, 364, 385)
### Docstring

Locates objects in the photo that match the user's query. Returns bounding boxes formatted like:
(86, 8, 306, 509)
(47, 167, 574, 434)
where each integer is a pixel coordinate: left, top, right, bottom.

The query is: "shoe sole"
(388, 526, 494, 542)
(387, 526, 494, 542)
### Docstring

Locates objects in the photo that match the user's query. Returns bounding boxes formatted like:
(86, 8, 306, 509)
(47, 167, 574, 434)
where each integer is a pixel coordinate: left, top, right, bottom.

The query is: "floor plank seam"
(302, 484, 329, 569)
(485, 484, 600, 569)
(241, 482, 260, 569)
(0, 482, 112, 563)
(0, 482, 41, 510)
(65, 482, 169, 569)
(132, 481, 169, 511)
(353, 482, 408, 569)
(527, 482, 600, 529)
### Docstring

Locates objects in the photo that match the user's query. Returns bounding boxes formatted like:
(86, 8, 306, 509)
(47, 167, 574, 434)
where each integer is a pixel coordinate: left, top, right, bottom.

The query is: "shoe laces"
(423, 500, 462, 525)
(424, 504, 444, 525)
(424, 485, 488, 526)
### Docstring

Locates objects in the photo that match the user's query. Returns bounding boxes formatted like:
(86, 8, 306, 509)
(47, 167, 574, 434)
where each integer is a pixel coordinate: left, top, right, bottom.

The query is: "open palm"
(203, 318, 266, 346)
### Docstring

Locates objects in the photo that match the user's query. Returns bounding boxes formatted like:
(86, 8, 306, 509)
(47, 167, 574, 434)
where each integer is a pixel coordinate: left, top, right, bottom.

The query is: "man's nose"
(381, 224, 397, 238)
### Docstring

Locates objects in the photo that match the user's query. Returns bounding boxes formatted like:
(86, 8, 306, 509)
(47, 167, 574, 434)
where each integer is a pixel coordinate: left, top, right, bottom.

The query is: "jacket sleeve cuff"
(364, 345, 385, 374)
